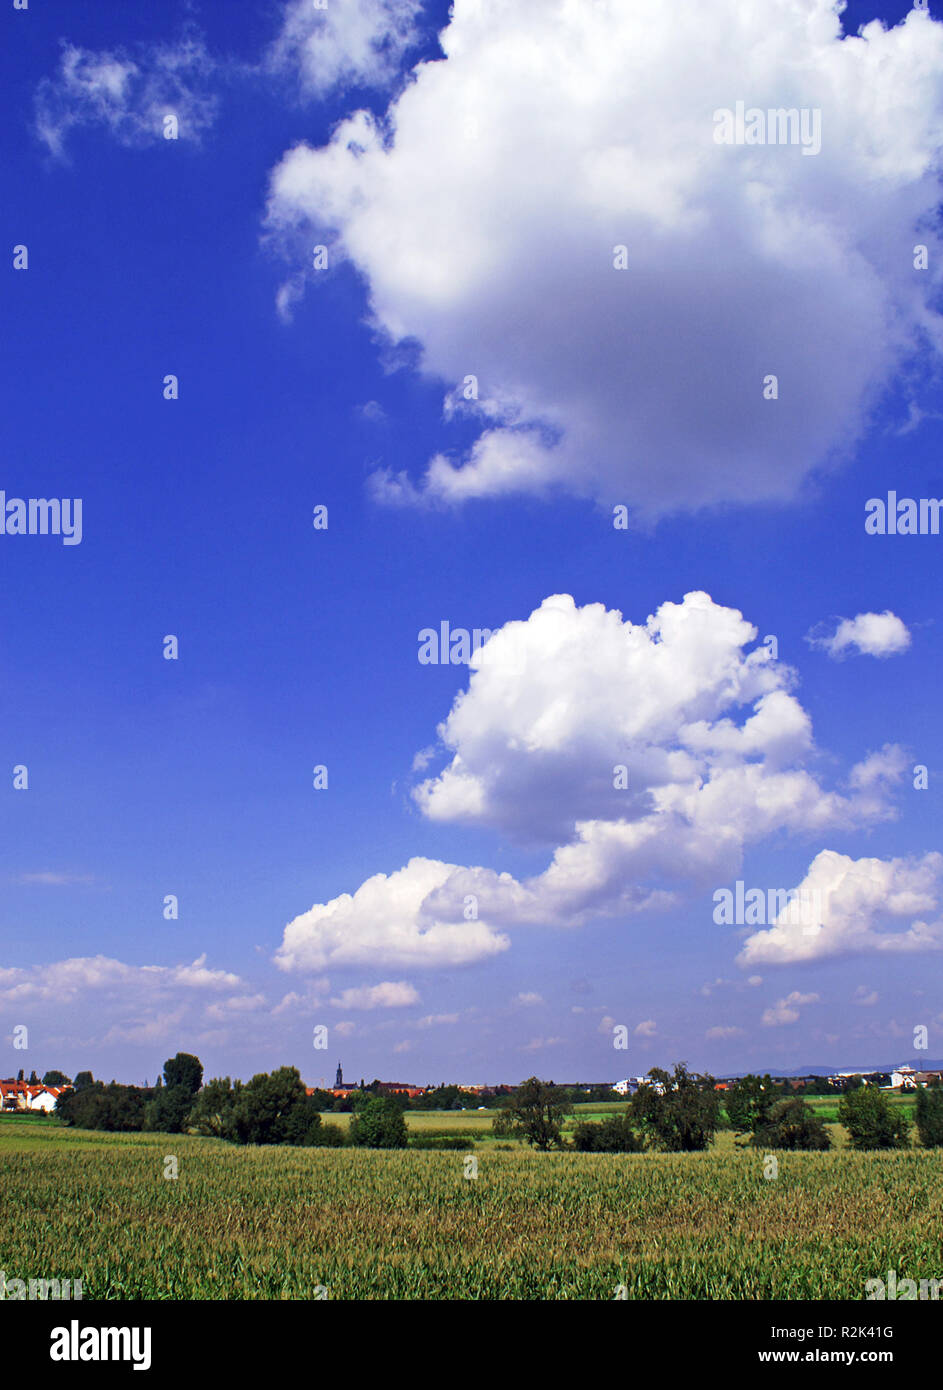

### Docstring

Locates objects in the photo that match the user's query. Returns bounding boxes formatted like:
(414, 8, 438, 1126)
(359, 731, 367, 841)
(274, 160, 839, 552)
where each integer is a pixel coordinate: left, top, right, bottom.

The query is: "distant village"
(317, 1061, 943, 1102)
(617, 1064, 943, 1096)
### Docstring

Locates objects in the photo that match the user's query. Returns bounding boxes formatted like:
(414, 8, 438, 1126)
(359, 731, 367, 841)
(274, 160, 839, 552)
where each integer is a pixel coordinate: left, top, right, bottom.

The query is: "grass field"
(2, 1113, 941, 1299)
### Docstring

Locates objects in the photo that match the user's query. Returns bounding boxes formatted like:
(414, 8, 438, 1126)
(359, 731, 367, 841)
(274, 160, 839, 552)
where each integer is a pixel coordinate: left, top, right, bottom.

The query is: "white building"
(0, 1081, 67, 1112)
(28, 1089, 61, 1112)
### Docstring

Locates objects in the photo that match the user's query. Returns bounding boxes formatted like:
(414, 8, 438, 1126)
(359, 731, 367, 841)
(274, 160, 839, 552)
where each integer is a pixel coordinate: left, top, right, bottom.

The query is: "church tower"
(335, 1061, 343, 1088)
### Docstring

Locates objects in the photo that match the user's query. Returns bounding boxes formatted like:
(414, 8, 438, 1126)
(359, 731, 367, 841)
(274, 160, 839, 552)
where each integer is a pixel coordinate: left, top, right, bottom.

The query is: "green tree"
(349, 1096, 408, 1148)
(632, 1063, 720, 1152)
(839, 1085, 910, 1150)
(42, 1070, 71, 1087)
(162, 1053, 203, 1095)
(493, 1077, 573, 1150)
(188, 1077, 238, 1139)
(231, 1067, 308, 1145)
(915, 1081, 943, 1148)
(750, 1096, 831, 1150)
(143, 1085, 194, 1134)
(72, 1071, 94, 1092)
(724, 1074, 785, 1136)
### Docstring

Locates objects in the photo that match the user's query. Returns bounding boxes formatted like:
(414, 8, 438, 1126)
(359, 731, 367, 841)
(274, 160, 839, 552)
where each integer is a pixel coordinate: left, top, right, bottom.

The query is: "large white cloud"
(266, 0, 943, 514)
(740, 850, 943, 964)
(275, 857, 511, 972)
(276, 591, 906, 972)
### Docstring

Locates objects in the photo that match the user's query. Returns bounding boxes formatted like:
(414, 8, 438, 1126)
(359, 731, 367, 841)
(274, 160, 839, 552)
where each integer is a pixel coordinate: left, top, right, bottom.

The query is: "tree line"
(54, 1055, 411, 1148)
(499, 1065, 943, 1153)
(49, 1055, 943, 1152)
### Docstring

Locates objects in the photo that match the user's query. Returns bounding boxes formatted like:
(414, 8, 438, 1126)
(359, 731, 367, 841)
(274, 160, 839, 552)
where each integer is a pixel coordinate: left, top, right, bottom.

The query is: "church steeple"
(335, 1061, 343, 1088)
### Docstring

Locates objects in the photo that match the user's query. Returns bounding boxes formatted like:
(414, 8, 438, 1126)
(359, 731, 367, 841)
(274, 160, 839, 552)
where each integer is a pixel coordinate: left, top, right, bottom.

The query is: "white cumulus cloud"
(275, 857, 510, 971)
(276, 590, 904, 975)
(740, 850, 943, 964)
(808, 610, 912, 659)
(267, 0, 943, 515)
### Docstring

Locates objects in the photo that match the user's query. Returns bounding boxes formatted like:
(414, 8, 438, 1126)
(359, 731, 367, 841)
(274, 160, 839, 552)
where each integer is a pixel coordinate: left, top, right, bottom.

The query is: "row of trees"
(498, 1067, 725, 1152)
(56, 1053, 205, 1133)
(499, 1067, 943, 1152)
(187, 1070, 416, 1148)
(55, 1055, 413, 1148)
(53, 1053, 943, 1152)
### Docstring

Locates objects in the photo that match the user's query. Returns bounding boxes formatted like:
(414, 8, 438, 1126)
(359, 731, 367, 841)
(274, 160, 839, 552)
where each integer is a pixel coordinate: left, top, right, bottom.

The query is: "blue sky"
(3, 0, 943, 1088)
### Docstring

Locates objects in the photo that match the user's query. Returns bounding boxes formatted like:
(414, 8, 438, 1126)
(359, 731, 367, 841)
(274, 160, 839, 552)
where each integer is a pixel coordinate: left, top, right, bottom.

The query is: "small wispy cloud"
(13, 872, 99, 887)
(329, 980, 419, 1009)
(35, 33, 218, 159)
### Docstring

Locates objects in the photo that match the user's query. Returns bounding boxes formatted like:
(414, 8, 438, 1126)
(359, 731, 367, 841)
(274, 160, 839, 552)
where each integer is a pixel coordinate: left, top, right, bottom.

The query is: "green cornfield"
(2, 1118, 941, 1299)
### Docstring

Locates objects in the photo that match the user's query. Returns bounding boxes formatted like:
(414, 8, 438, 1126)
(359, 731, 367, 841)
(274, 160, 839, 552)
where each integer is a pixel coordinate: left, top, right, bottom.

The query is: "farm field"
(2, 1115, 941, 1300)
(326, 1102, 644, 1145)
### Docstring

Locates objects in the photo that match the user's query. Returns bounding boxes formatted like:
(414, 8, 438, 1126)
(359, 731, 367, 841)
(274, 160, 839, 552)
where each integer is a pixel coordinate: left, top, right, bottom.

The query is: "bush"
(281, 1094, 329, 1147)
(571, 1114, 642, 1152)
(838, 1085, 910, 1150)
(349, 1097, 409, 1148)
(915, 1083, 943, 1147)
(750, 1097, 831, 1150)
(310, 1121, 345, 1147)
